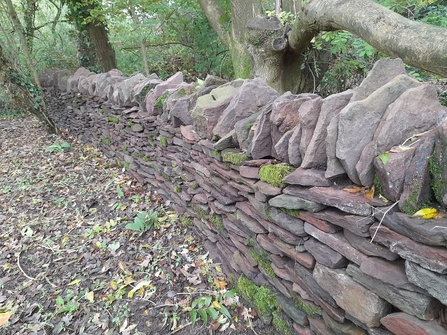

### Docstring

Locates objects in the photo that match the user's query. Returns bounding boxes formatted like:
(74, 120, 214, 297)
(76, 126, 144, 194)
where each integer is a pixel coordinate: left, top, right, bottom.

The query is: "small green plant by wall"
(259, 164, 294, 188)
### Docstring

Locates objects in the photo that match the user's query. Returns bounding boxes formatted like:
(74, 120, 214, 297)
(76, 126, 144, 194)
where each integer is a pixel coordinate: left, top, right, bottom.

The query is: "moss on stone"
(259, 164, 294, 188)
(191, 204, 208, 221)
(155, 91, 168, 110)
(126, 120, 133, 127)
(161, 172, 171, 181)
(121, 145, 128, 151)
(179, 215, 194, 226)
(280, 208, 300, 217)
(102, 138, 111, 145)
(249, 249, 275, 277)
(374, 174, 384, 197)
(237, 276, 278, 317)
(211, 214, 223, 234)
(429, 149, 447, 203)
(190, 183, 199, 190)
(159, 136, 168, 147)
(107, 116, 119, 123)
(293, 296, 318, 316)
(222, 152, 248, 165)
(174, 185, 182, 193)
(272, 311, 291, 335)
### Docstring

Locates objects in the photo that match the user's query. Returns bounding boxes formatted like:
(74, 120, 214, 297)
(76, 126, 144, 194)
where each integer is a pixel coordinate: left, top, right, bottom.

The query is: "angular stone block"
(380, 312, 447, 335)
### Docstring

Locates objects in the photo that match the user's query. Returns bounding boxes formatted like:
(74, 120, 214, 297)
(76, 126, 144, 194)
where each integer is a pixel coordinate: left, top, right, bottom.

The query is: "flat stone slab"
(272, 236, 315, 269)
(380, 312, 447, 335)
(283, 168, 332, 187)
(347, 264, 441, 320)
(298, 211, 341, 234)
(406, 260, 447, 305)
(313, 263, 390, 328)
(370, 222, 447, 274)
(284, 185, 373, 216)
(305, 223, 368, 266)
(343, 229, 399, 261)
(304, 238, 349, 269)
(310, 208, 375, 237)
(322, 311, 368, 335)
(268, 194, 326, 212)
(375, 207, 447, 247)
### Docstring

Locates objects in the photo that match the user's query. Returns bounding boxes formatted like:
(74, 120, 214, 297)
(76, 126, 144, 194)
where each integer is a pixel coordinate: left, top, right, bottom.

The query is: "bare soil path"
(0, 116, 274, 335)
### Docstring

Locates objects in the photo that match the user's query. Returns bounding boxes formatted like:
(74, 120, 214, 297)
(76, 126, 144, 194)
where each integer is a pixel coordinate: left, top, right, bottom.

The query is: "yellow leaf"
(86, 291, 95, 303)
(128, 280, 152, 298)
(413, 208, 438, 219)
(0, 312, 12, 326)
(110, 281, 118, 290)
(68, 279, 81, 286)
(364, 185, 375, 200)
(62, 236, 69, 245)
(212, 301, 221, 309)
(213, 278, 228, 290)
(344, 186, 366, 193)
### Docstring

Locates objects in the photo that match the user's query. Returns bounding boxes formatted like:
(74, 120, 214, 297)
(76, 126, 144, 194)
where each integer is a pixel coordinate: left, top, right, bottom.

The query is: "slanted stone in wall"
(313, 263, 390, 328)
(145, 72, 183, 115)
(304, 238, 349, 269)
(350, 58, 407, 102)
(406, 260, 447, 305)
(357, 84, 447, 186)
(249, 103, 274, 159)
(343, 229, 399, 261)
(370, 222, 447, 274)
(269, 193, 326, 212)
(274, 129, 294, 163)
(325, 114, 345, 179)
(305, 223, 368, 266)
(298, 97, 323, 160)
(288, 124, 303, 167)
(67, 67, 94, 93)
(301, 90, 353, 169)
(399, 132, 436, 213)
(213, 78, 278, 139)
(337, 74, 421, 184)
(234, 112, 260, 152)
(322, 311, 368, 335)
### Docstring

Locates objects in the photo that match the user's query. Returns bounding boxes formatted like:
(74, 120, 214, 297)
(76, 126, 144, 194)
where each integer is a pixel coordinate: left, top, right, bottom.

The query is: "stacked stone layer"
(41, 60, 447, 335)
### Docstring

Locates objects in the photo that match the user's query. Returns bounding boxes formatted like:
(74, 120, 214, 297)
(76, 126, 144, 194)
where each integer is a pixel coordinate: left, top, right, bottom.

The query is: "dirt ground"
(0, 116, 276, 335)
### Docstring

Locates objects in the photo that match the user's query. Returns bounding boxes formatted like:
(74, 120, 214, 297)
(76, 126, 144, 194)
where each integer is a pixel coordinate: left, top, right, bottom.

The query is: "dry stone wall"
(41, 58, 447, 335)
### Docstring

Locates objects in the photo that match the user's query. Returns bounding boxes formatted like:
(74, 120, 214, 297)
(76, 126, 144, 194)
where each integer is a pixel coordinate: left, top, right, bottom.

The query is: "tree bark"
(85, 20, 117, 72)
(289, 0, 447, 77)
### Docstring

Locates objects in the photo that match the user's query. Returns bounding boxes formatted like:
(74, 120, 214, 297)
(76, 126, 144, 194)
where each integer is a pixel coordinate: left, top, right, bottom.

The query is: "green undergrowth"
(249, 249, 275, 277)
(259, 164, 294, 188)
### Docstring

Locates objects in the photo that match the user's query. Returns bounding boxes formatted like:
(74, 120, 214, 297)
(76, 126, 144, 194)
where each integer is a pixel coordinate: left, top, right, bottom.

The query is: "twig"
(8, 191, 19, 204)
(16, 251, 37, 281)
(171, 322, 192, 334)
(401, 130, 431, 146)
(370, 201, 399, 243)
(249, 319, 259, 335)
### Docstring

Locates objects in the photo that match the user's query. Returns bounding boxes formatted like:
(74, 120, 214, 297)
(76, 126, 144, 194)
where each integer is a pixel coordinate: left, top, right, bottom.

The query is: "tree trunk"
(127, 0, 150, 76)
(288, 0, 447, 77)
(198, 0, 263, 78)
(0, 45, 57, 134)
(85, 20, 117, 73)
(76, 29, 97, 69)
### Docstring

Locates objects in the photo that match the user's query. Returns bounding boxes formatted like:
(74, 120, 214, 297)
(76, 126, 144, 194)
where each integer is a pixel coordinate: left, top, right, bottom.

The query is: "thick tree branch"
(289, 0, 447, 76)
(197, 0, 230, 47)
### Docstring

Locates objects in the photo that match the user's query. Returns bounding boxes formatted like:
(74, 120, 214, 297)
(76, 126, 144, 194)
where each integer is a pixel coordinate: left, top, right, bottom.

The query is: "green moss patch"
(259, 164, 294, 188)
(107, 116, 119, 123)
(222, 152, 248, 165)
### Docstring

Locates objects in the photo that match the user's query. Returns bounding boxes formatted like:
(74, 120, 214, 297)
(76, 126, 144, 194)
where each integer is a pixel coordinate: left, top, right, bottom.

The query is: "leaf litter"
(0, 117, 275, 335)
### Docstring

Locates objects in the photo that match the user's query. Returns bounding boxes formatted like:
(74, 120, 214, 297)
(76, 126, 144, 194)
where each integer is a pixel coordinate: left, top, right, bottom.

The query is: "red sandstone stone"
(380, 312, 447, 335)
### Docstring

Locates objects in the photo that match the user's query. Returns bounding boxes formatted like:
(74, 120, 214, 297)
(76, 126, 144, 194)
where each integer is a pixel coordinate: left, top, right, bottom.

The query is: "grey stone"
(145, 72, 183, 115)
(301, 90, 353, 169)
(399, 132, 436, 213)
(350, 58, 407, 102)
(356, 84, 446, 186)
(313, 263, 390, 328)
(370, 222, 447, 274)
(276, 294, 309, 326)
(343, 229, 399, 261)
(213, 78, 278, 138)
(131, 76, 161, 107)
(304, 238, 349, 269)
(250, 105, 274, 159)
(406, 260, 447, 305)
(288, 124, 303, 166)
(131, 124, 144, 132)
(204, 74, 228, 87)
(213, 130, 237, 150)
(373, 147, 415, 201)
(118, 73, 146, 106)
(234, 112, 260, 151)
(347, 263, 441, 321)
(325, 114, 346, 179)
(374, 206, 447, 247)
(322, 311, 368, 335)
(270, 93, 310, 154)
(305, 223, 368, 266)
(268, 207, 307, 236)
(191, 84, 238, 139)
(336, 74, 421, 184)
(274, 129, 294, 163)
(283, 168, 332, 187)
(432, 119, 447, 203)
(284, 186, 373, 216)
(67, 67, 94, 93)
(269, 194, 326, 212)
(299, 97, 324, 159)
